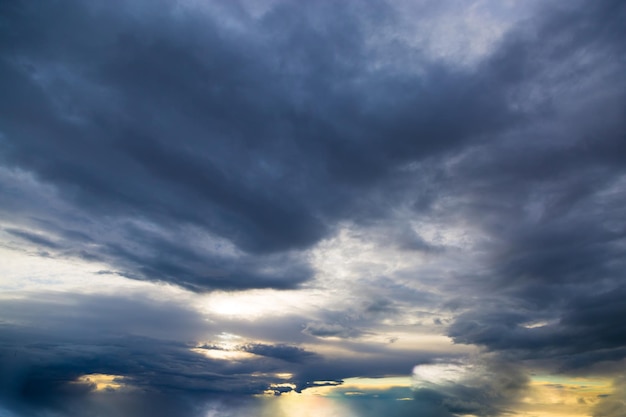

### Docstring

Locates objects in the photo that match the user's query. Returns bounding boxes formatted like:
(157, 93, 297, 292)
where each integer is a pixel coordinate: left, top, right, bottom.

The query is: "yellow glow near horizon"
(76, 374, 125, 391)
(253, 371, 616, 417)
(515, 375, 613, 417)
(261, 391, 357, 417)
(341, 376, 412, 389)
(301, 376, 412, 397)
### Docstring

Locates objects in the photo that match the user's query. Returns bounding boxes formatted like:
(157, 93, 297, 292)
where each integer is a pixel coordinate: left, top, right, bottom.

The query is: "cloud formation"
(1, 0, 625, 416)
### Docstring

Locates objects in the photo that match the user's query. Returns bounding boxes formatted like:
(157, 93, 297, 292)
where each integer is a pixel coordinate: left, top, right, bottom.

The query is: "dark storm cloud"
(430, 0, 626, 382)
(0, 295, 206, 416)
(96, 225, 314, 291)
(449, 286, 626, 370)
(239, 343, 316, 363)
(0, 0, 528, 291)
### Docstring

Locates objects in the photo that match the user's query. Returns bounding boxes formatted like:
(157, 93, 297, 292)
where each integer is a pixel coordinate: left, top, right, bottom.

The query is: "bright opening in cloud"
(75, 374, 126, 391)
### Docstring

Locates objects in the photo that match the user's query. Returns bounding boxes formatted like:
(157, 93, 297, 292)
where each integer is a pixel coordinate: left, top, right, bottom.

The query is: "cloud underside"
(1, 0, 625, 416)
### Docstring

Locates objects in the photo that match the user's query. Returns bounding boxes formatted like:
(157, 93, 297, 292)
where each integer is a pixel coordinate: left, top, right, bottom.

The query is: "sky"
(0, 0, 625, 416)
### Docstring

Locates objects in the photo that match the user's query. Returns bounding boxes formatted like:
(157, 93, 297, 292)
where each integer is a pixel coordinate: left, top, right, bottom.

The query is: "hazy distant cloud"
(593, 374, 626, 417)
(411, 359, 530, 416)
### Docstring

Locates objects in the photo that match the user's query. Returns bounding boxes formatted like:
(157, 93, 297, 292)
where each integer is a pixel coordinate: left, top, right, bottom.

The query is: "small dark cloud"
(302, 322, 361, 339)
(239, 343, 316, 363)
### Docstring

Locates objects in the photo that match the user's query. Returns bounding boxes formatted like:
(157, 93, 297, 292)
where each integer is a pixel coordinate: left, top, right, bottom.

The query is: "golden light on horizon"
(191, 347, 256, 361)
(75, 374, 126, 391)
(300, 376, 413, 398)
(515, 375, 613, 417)
(261, 392, 357, 417)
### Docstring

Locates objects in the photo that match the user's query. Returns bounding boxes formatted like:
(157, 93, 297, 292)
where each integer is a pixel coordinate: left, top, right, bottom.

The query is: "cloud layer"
(1, 0, 625, 416)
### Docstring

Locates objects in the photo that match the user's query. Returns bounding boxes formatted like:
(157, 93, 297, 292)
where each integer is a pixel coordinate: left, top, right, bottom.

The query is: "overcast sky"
(1, 1, 625, 416)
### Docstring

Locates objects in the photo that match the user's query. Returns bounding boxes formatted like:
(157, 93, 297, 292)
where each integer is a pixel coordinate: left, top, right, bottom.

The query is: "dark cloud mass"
(1, 0, 625, 416)
(0, 0, 527, 290)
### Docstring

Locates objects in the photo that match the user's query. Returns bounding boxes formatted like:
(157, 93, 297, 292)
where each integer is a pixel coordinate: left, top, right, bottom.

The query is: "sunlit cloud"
(303, 376, 413, 397)
(516, 375, 613, 417)
(412, 363, 468, 387)
(75, 374, 127, 391)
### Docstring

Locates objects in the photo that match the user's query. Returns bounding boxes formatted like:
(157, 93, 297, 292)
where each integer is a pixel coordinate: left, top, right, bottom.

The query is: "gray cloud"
(239, 343, 317, 363)
(411, 358, 531, 417)
(302, 321, 362, 339)
(0, 0, 528, 291)
(1, 0, 625, 416)
(415, 0, 626, 381)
